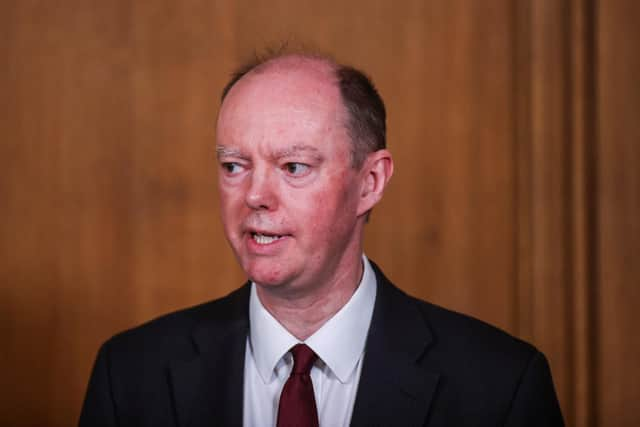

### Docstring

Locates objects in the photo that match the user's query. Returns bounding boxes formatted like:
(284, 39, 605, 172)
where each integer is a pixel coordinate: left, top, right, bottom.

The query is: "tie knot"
(290, 344, 317, 375)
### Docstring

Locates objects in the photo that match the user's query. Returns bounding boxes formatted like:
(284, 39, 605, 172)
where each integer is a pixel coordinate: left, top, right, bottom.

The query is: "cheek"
(219, 179, 247, 207)
(296, 179, 358, 231)
(218, 194, 233, 219)
(218, 189, 245, 234)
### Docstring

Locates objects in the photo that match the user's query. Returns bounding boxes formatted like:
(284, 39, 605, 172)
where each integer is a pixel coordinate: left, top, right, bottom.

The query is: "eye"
(284, 162, 310, 176)
(221, 162, 244, 175)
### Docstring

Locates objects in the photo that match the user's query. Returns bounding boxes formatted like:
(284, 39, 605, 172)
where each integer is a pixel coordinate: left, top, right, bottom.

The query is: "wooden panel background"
(0, 1, 637, 426)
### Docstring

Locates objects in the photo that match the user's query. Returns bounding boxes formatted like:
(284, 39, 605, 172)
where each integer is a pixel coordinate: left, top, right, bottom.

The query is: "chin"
(242, 259, 290, 287)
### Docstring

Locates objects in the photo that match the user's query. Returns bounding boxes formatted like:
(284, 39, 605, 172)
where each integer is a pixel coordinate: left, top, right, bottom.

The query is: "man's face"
(216, 62, 367, 294)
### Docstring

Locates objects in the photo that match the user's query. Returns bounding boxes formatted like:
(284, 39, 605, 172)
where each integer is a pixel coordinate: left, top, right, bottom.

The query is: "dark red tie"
(276, 344, 319, 427)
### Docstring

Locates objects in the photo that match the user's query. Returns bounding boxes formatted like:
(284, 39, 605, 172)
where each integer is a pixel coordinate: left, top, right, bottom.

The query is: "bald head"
(219, 52, 386, 168)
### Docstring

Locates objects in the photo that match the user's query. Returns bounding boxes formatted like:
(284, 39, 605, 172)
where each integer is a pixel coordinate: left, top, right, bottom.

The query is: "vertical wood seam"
(583, 0, 599, 424)
(514, 0, 534, 344)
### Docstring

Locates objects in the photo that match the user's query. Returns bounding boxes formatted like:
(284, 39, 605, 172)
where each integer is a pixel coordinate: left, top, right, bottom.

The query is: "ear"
(357, 149, 394, 217)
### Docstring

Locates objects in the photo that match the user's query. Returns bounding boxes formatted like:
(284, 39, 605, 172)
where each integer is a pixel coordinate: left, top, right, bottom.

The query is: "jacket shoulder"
(414, 296, 537, 363)
(103, 284, 250, 363)
(371, 261, 537, 366)
(410, 296, 562, 424)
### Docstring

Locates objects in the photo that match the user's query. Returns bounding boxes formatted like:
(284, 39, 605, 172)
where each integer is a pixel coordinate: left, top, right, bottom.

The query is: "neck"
(255, 255, 364, 340)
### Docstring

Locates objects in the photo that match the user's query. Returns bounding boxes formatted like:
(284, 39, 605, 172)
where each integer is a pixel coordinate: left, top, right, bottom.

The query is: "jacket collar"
(169, 284, 250, 427)
(350, 262, 440, 427)
(167, 262, 440, 427)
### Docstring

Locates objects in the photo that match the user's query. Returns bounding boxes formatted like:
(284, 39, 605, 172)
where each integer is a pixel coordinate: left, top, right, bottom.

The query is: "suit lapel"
(170, 284, 250, 427)
(351, 265, 440, 427)
(166, 265, 440, 427)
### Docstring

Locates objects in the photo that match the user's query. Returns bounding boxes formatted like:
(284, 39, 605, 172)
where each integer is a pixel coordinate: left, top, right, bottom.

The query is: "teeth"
(252, 233, 282, 245)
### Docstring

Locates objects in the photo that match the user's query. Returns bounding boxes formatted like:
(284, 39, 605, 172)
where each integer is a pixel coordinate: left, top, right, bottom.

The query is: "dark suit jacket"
(79, 263, 564, 426)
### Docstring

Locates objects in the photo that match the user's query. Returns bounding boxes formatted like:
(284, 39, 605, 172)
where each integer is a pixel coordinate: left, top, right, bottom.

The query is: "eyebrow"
(271, 144, 323, 161)
(216, 145, 247, 159)
(216, 144, 325, 162)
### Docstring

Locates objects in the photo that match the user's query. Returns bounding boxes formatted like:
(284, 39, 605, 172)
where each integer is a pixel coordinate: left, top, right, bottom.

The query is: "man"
(80, 51, 564, 426)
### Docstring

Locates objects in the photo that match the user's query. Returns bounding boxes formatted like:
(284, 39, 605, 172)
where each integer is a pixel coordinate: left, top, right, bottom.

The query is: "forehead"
(217, 58, 344, 144)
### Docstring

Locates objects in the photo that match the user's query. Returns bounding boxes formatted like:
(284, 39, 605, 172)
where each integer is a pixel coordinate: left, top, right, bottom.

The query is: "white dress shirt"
(243, 256, 377, 427)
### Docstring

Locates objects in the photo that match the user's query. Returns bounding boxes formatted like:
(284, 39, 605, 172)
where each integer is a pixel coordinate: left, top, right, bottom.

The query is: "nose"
(245, 167, 277, 211)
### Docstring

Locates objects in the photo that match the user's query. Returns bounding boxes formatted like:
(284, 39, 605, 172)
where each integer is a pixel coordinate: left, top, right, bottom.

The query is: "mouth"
(250, 232, 287, 245)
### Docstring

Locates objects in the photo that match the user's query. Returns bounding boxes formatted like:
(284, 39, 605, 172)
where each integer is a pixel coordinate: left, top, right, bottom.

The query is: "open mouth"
(251, 232, 285, 245)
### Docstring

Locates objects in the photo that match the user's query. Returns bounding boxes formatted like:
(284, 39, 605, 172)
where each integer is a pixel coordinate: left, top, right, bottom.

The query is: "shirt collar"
(248, 255, 377, 384)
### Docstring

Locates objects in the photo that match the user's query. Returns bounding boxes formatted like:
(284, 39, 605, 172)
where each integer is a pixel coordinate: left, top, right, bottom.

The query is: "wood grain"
(596, 0, 640, 425)
(1, 1, 638, 425)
